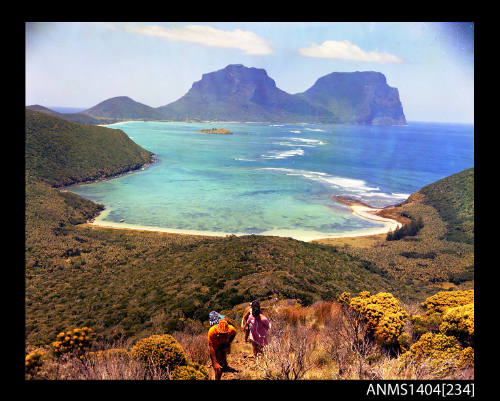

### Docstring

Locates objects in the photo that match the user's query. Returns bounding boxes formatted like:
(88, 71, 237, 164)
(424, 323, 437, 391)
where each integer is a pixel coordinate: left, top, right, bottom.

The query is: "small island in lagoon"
(198, 128, 233, 134)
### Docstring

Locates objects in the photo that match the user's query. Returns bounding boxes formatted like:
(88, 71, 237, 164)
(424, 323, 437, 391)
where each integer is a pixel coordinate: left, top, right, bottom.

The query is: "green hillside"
(80, 96, 165, 122)
(25, 109, 153, 187)
(408, 168, 474, 244)
(26, 105, 102, 125)
(315, 168, 474, 288)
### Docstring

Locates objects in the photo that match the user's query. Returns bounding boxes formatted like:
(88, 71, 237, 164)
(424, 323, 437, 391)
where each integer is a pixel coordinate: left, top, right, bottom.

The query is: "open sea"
(67, 121, 474, 239)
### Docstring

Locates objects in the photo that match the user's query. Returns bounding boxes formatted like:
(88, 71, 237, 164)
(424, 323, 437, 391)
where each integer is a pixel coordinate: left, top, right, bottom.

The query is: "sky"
(25, 22, 474, 123)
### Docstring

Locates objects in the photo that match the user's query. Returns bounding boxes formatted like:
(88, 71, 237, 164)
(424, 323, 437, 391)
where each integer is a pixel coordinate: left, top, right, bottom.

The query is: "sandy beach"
(85, 198, 404, 242)
(97, 120, 141, 127)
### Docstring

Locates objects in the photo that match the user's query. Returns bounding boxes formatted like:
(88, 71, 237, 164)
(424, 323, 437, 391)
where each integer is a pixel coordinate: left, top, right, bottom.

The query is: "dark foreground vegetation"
(26, 290, 474, 380)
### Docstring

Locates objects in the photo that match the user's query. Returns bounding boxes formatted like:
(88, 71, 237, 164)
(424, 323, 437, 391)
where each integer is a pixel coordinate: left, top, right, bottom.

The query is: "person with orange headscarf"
(208, 311, 237, 380)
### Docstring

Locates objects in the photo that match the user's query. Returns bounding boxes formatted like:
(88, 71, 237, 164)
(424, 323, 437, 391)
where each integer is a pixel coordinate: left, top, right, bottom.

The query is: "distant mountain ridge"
(81, 96, 165, 122)
(156, 64, 334, 123)
(28, 64, 406, 125)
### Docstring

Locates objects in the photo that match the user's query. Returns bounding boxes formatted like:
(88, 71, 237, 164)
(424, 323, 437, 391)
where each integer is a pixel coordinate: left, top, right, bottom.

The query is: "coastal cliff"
(157, 64, 332, 123)
(296, 71, 407, 125)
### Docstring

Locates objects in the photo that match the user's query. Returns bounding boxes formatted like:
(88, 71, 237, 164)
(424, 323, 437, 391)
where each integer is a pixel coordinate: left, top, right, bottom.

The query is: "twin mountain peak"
(29, 64, 407, 126)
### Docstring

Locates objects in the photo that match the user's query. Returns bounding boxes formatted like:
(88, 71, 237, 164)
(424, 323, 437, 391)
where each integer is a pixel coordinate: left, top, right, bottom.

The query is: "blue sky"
(26, 22, 474, 123)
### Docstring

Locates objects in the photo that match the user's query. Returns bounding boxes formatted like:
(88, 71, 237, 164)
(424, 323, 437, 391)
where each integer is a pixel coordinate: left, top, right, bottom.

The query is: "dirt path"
(208, 335, 259, 380)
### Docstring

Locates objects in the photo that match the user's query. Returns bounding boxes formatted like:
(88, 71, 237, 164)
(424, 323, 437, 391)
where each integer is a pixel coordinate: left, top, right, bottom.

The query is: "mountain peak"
(158, 64, 332, 122)
(81, 96, 163, 121)
(299, 71, 406, 125)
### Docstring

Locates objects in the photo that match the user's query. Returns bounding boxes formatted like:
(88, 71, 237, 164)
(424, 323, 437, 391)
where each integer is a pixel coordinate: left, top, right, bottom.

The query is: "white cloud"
(298, 40, 403, 63)
(110, 24, 273, 55)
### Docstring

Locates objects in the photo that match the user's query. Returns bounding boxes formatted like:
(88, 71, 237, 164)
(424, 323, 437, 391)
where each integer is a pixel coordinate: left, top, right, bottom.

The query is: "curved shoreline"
(56, 154, 157, 190)
(85, 197, 404, 242)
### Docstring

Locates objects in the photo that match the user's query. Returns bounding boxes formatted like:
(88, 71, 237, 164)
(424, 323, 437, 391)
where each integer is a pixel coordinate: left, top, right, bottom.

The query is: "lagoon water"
(68, 121, 474, 239)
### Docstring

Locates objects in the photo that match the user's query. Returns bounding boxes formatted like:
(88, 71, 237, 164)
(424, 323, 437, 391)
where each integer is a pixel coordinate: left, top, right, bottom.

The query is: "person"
(208, 311, 237, 380)
(243, 300, 271, 357)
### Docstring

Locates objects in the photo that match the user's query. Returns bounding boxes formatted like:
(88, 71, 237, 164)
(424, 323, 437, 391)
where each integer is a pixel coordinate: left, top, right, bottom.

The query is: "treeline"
(386, 216, 424, 241)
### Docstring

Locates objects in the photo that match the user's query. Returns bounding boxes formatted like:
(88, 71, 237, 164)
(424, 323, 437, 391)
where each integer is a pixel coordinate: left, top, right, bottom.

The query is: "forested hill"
(80, 96, 165, 122)
(26, 105, 102, 125)
(406, 168, 474, 244)
(25, 108, 154, 187)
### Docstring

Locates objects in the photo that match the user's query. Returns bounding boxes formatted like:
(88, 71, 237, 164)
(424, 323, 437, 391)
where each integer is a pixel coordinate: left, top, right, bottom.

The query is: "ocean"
(67, 121, 474, 240)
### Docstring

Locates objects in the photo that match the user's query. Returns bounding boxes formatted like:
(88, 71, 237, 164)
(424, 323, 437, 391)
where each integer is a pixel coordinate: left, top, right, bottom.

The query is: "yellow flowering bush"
(458, 346, 474, 369)
(52, 327, 95, 356)
(412, 290, 474, 346)
(399, 332, 472, 377)
(440, 303, 474, 345)
(171, 362, 209, 380)
(337, 292, 351, 305)
(421, 290, 474, 315)
(25, 349, 47, 377)
(130, 334, 186, 372)
(348, 292, 409, 347)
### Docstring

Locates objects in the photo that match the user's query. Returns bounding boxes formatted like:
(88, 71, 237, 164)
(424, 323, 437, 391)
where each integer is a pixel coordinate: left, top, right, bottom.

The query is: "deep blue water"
(67, 121, 474, 238)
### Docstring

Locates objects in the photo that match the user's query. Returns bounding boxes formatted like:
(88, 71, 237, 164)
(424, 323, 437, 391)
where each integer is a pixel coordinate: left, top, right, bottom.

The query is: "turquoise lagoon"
(67, 121, 474, 240)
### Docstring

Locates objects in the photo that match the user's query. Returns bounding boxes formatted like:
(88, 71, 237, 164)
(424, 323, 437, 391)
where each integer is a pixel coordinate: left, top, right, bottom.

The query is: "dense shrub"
(440, 303, 474, 346)
(343, 292, 409, 348)
(399, 332, 473, 377)
(171, 362, 209, 380)
(279, 305, 307, 326)
(130, 334, 186, 372)
(25, 349, 48, 378)
(421, 290, 474, 315)
(258, 322, 316, 380)
(171, 332, 209, 365)
(409, 290, 474, 342)
(410, 313, 443, 339)
(386, 217, 424, 241)
(52, 327, 95, 356)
